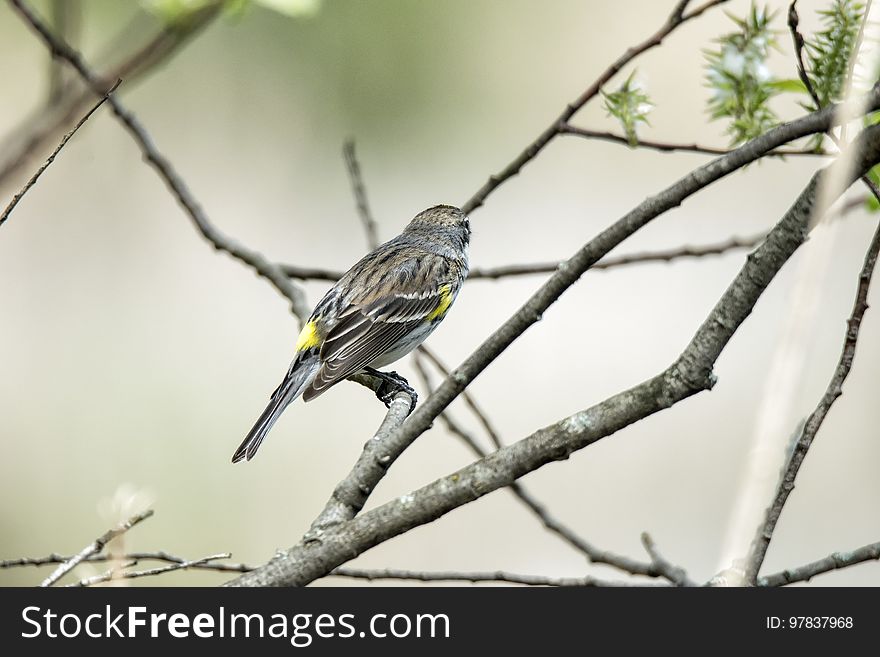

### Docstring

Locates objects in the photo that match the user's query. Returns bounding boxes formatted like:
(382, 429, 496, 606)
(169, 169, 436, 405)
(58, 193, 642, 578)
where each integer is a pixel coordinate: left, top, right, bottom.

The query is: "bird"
(232, 204, 470, 463)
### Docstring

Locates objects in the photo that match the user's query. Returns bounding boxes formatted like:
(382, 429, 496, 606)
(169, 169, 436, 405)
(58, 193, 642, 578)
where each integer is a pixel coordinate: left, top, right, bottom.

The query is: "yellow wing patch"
(295, 319, 321, 351)
(427, 284, 453, 321)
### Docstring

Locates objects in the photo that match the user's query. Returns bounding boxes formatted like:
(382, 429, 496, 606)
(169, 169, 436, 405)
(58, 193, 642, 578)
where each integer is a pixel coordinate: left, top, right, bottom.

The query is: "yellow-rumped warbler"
(232, 204, 470, 463)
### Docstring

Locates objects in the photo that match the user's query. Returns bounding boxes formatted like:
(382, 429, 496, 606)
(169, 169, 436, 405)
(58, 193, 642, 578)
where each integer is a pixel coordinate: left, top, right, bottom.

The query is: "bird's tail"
(232, 358, 318, 463)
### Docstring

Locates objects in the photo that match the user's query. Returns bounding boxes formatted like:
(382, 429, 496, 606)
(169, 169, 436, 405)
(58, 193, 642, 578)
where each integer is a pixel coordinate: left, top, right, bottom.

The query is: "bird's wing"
(301, 287, 449, 401)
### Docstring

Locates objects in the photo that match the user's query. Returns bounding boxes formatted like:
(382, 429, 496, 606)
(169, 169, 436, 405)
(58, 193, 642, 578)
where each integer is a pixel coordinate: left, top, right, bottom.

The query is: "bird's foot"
(364, 367, 418, 414)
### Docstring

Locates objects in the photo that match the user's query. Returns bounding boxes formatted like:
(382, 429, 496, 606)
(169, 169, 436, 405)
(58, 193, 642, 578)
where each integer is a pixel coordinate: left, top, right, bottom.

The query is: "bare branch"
(461, 0, 730, 214)
(640, 532, 695, 587)
(227, 120, 880, 587)
(560, 124, 825, 157)
(2, 550, 254, 573)
(788, 1, 822, 111)
(0, 79, 118, 229)
(343, 140, 380, 249)
(69, 553, 232, 587)
(303, 375, 415, 533)
(8, 0, 310, 320)
(67, 560, 137, 588)
(40, 509, 153, 587)
(759, 540, 880, 586)
(417, 345, 505, 451)
(1, 553, 73, 569)
(329, 567, 654, 587)
(744, 211, 880, 583)
(472, 234, 768, 279)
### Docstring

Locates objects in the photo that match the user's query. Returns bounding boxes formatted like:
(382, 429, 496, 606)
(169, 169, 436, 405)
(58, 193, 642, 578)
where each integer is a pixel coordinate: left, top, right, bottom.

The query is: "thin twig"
(69, 553, 232, 587)
(40, 509, 153, 587)
(281, 233, 767, 282)
(2, 550, 253, 573)
(329, 567, 656, 587)
(560, 124, 825, 157)
(788, 1, 822, 111)
(759, 540, 880, 586)
(640, 532, 695, 587)
(460, 0, 730, 214)
(343, 140, 380, 249)
(417, 345, 505, 450)
(744, 213, 880, 583)
(0, 79, 119, 229)
(473, 234, 768, 279)
(67, 560, 137, 588)
(8, 0, 310, 320)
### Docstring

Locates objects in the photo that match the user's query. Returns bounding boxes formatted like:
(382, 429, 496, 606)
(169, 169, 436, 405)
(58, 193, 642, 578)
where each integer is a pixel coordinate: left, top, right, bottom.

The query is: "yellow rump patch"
(427, 285, 453, 321)
(295, 319, 321, 351)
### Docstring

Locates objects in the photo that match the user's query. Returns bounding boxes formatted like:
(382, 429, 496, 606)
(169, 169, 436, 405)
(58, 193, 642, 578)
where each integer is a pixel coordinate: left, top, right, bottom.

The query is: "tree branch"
(559, 124, 825, 157)
(759, 540, 880, 586)
(460, 0, 730, 214)
(640, 532, 695, 587)
(69, 552, 232, 587)
(787, 1, 822, 112)
(343, 140, 380, 249)
(2, 550, 253, 574)
(0, 79, 118, 229)
(416, 346, 505, 450)
(226, 120, 880, 586)
(328, 567, 653, 587)
(304, 374, 415, 533)
(8, 0, 311, 320)
(39, 509, 153, 587)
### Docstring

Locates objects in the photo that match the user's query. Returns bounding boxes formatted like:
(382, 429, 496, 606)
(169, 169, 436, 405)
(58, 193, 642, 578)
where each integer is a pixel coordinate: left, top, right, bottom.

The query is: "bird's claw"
(371, 369, 418, 414)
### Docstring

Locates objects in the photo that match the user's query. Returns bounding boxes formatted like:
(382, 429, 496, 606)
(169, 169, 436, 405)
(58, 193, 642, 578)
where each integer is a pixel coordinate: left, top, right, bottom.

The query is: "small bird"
(232, 204, 470, 463)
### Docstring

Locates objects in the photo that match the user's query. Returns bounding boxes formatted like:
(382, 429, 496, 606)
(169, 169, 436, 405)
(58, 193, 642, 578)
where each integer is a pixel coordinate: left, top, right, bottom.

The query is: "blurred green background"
(1, 0, 878, 586)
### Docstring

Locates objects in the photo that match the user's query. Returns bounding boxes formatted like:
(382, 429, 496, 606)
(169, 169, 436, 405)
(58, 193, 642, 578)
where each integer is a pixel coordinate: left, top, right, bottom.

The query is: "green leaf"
(768, 78, 809, 94)
(602, 70, 654, 147)
(866, 165, 880, 212)
(804, 0, 865, 107)
(704, 3, 781, 145)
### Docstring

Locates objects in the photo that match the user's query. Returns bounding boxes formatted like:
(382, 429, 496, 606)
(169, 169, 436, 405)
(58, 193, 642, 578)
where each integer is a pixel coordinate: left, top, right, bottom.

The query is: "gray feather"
(231, 356, 319, 463)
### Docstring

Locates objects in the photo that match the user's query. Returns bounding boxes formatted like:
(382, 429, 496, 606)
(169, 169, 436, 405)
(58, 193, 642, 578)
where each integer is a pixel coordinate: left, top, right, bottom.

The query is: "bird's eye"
(464, 218, 471, 232)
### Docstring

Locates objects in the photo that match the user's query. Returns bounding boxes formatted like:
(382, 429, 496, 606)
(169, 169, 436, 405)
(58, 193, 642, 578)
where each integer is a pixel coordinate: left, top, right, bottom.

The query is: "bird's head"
(405, 204, 470, 238)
